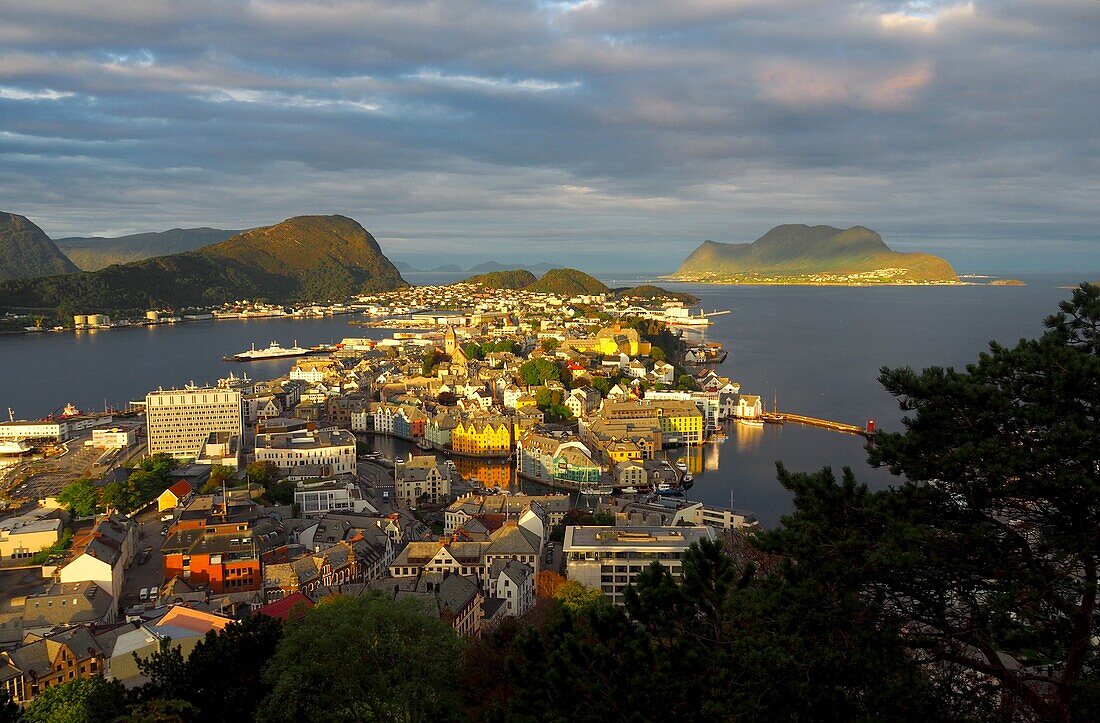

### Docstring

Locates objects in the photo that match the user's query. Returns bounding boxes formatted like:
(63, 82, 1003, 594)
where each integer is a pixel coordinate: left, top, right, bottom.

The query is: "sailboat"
(763, 390, 785, 424)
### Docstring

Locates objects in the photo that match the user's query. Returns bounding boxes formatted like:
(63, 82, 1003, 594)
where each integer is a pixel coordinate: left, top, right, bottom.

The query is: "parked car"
(149, 586, 159, 600)
(139, 588, 149, 601)
(160, 512, 174, 523)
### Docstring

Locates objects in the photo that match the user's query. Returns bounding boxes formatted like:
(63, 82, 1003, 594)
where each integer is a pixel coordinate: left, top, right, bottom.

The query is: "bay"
(0, 271, 1088, 526)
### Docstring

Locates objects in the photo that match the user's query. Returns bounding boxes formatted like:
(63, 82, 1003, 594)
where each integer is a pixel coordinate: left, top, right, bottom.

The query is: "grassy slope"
(463, 269, 538, 289)
(0, 213, 80, 280)
(525, 268, 611, 295)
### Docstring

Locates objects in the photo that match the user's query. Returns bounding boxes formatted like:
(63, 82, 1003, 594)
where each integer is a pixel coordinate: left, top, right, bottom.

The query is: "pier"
(765, 412, 876, 439)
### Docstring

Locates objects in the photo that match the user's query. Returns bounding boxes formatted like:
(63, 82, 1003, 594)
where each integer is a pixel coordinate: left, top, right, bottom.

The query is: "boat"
(682, 473, 693, 484)
(739, 418, 765, 429)
(225, 340, 312, 362)
(763, 390, 786, 424)
(416, 438, 431, 450)
(620, 486, 639, 494)
(584, 486, 614, 495)
(0, 440, 31, 455)
(655, 486, 685, 497)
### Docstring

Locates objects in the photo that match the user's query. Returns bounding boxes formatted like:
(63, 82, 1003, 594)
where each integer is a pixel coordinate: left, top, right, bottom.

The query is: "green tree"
(421, 349, 442, 376)
(649, 346, 666, 363)
(540, 338, 560, 353)
(24, 676, 128, 723)
(553, 581, 608, 614)
(246, 460, 277, 488)
(852, 282, 1100, 721)
(519, 358, 560, 386)
(135, 638, 189, 703)
(57, 478, 100, 517)
(186, 615, 283, 722)
(0, 689, 23, 723)
(200, 464, 235, 494)
(258, 594, 465, 723)
(675, 374, 700, 391)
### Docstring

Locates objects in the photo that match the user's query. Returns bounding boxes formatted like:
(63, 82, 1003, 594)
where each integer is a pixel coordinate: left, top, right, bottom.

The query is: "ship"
(224, 340, 312, 362)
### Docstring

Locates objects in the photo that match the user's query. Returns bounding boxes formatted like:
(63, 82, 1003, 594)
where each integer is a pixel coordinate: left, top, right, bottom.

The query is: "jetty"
(767, 412, 876, 439)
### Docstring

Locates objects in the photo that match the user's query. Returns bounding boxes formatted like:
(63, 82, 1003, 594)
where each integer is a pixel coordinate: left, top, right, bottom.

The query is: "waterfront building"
(424, 411, 458, 449)
(145, 387, 243, 460)
(735, 394, 763, 419)
(563, 526, 715, 605)
(600, 496, 759, 533)
(394, 455, 451, 507)
(451, 417, 512, 457)
(254, 428, 356, 477)
(0, 420, 69, 442)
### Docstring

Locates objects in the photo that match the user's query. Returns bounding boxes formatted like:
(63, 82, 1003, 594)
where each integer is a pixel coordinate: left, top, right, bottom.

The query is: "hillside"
(614, 284, 700, 305)
(463, 269, 538, 289)
(0, 215, 406, 314)
(0, 212, 80, 280)
(56, 227, 240, 270)
(468, 261, 558, 275)
(525, 268, 610, 295)
(675, 225, 957, 284)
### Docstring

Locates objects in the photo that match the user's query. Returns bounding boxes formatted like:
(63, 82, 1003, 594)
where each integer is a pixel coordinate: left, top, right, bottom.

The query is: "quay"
(765, 412, 876, 439)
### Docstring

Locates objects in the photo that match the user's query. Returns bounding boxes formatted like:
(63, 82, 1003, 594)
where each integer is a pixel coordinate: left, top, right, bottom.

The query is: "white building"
(294, 480, 370, 515)
(563, 526, 714, 606)
(0, 421, 69, 442)
(254, 428, 357, 476)
(57, 514, 134, 603)
(145, 388, 243, 460)
(490, 558, 534, 618)
(394, 455, 452, 507)
(91, 427, 135, 449)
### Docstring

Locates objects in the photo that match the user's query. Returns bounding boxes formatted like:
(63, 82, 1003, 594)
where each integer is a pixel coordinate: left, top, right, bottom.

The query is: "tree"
(136, 638, 189, 702)
(421, 349, 442, 376)
(649, 346, 666, 363)
(553, 581, 608, 614)
(57, 478, 100, 517)
(183, 615, 283, 722)
(852, 282, 1100, 720)
(0, 689, 23, 723)
(24, 676, 128, 723)
(519, 358, 560, 386)
(257, 594, 465, 722)
(675, 374, 700, 391)
(246, 460, 277, 488)
(540, 338, 560, 353)
(200, 464, 235, 495)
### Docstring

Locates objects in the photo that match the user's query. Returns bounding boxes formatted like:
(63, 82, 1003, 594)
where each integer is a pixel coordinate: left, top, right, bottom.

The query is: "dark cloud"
(0, 0, 1095, 271)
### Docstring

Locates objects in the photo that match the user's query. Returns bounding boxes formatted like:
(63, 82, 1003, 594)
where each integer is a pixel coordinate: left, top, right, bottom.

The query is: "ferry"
(224, 341, 311, 362)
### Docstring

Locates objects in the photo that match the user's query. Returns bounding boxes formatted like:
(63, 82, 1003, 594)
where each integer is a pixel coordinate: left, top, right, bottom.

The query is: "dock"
(767, 412, 876, 439)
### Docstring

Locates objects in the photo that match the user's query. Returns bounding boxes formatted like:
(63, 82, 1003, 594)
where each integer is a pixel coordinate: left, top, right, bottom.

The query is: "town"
(0, 280, 762, 707)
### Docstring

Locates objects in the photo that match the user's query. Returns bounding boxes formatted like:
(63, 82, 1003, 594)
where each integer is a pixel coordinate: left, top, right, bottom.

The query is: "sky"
(0, 0, 1097, 273)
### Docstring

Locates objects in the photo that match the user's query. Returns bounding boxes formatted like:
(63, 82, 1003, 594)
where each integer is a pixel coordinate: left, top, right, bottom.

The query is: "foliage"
(462, 269, 537, 289)
(24, 676, 129, 723)
(199, 464, 235, 494)
(675, 374, 700, 391)
(421, 348, 443, 376)
(519, 358, 560, 386)
(524, 268, 610, 295)
(30, 527, 73, 564)
(552, 581, 608, 615)
(245, 460, 277, 487)
(540, 338, 560, 353)
(57, 478, 100, 517)
(648, 346, 665, 363)
(257, 593, 465, 722)
(0, 689, 22, 723)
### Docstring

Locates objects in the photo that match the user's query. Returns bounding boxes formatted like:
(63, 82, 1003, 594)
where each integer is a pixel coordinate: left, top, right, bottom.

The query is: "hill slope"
(0, 213, 80, 280)
(676, 225, 957, 283)
(464, 269, 538, 289)
(56, 228, 240, 270)
(0, 215, 405, 314)
(525, 268, 610, 295)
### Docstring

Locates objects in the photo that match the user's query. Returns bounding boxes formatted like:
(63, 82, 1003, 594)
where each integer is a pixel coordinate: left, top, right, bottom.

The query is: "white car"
(149, 586, 159, 600)
(139, 588, 149, 601)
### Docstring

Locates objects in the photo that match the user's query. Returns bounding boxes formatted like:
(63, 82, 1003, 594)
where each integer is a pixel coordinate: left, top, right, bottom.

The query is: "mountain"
(468, 261, 557, 275)
(0, 215, 406, 314)
(675, 225, 957, 283)
(463, 269, 538, 289)
(0, 212, 80, 280)
(525, 268, 610, 295)
(55, 228, 240, 271)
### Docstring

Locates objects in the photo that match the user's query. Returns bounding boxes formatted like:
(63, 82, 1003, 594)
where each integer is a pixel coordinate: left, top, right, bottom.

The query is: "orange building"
(162, 516, 261, 593)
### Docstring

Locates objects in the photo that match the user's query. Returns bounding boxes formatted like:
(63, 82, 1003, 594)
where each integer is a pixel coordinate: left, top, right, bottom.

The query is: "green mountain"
(614, 285, 700, 305)
(0, 212, 80, 280)
(525, 268, 610, 295)
(56, 227, 240, 271)
(0, 215, 406, 314)
(676, 225, 957, 283)
(463, 269, 538, 289)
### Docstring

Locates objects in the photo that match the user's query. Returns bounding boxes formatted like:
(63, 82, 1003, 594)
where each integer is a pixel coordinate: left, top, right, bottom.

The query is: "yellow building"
(656, 400, 704, 446)
(604, 440, 644, 462)
(452, 417, 513, 457)
(596, 324, 651, 357)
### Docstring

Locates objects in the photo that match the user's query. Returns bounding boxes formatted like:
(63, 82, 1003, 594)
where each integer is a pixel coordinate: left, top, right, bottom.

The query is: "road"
(120, 507, 168, 608)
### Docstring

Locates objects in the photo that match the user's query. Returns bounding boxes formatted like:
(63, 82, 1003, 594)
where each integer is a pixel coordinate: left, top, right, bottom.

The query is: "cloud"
(0, 0, 1094, 271)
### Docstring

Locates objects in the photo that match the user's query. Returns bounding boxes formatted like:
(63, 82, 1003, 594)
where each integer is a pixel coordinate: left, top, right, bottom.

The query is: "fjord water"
(0, 272, 1087, 526)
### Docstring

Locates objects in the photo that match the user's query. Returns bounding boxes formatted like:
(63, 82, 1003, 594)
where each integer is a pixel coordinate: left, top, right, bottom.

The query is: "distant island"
(463, 268, 693, 302)
(988, 279, 1026, 286)
(463, 269, 538, 289)
(672, 224, 958, 285)
(56, 227, 241, 271)
(0, 215, 406, 315)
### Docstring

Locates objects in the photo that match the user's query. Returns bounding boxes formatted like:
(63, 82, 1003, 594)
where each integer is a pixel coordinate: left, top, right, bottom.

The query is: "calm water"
(0, 271, 1089, 526)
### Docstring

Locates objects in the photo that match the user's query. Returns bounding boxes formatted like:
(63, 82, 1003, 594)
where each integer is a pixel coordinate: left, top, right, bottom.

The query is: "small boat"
(655, 487, 685, 497)
(416, 438, 431, 450)
(682, 474, 693, 483)
(584, 486, 614, 495)
(620, 486, 638, 494)
(675, 461, 688, 472)
(656, 482, 672, 492)
(739, 418, 765, 429)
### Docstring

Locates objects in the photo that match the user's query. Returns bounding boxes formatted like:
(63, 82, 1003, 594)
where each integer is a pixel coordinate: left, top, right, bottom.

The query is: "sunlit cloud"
(0, 86, 74, 101)
(408, 69, 580, 93)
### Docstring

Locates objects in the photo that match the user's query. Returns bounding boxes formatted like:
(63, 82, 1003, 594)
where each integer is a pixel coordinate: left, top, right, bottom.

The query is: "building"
(196, 432, 242, 468)
(445, 493, 569, 535)
(451, 417, 512, 457)
(600, 496, 759, 533)
(390, 520, 542, 589)
(254, 428, 356, 477)
(91, 427, 135, 448)
(0, 509, 62, 562)
(156, 480, 194, 512)
(161, 515, 261, 594)
(0, 420, 69, 442)
(263, 540, 371, 602)
(145, 387, 243, 460)
(489, 558, 534, 618)
(735, 395, 763, 419)
(294, 479, 369, 515)
(394, 455, 452, 507)
(57, 514, 134, 602)
(0, 626, 113, 704)
(563, 526, 715, 605)
(21, 581, 116, 633)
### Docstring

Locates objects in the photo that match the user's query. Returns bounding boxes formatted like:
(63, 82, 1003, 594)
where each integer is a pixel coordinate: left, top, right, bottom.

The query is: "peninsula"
(672, 224, 958, 285)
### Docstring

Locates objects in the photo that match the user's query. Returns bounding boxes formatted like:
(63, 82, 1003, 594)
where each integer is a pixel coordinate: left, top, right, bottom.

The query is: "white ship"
(0, 440, 31, 455)
(225, 340, 311, 362)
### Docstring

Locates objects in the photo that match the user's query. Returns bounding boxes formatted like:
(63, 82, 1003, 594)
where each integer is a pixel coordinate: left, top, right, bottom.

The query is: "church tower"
(444, 325, 457, 356)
